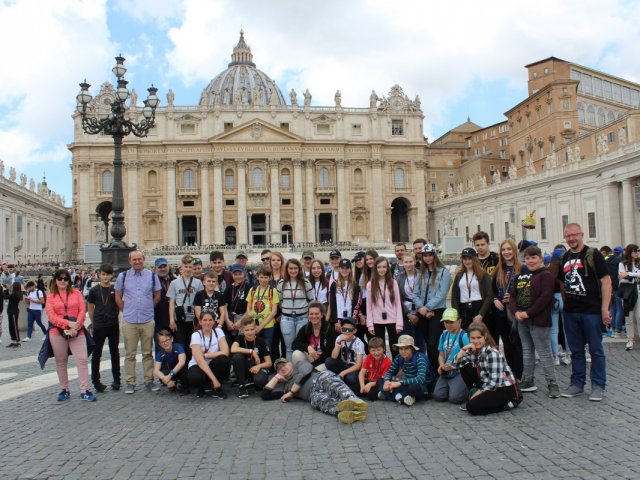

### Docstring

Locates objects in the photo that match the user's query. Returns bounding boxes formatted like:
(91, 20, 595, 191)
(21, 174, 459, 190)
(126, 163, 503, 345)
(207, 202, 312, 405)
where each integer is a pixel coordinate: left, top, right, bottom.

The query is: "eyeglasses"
(56, 277, 70, 282)
(341, 327, 355, 333)
(158, 339, 172, 346)
(261, 257, 270, 262)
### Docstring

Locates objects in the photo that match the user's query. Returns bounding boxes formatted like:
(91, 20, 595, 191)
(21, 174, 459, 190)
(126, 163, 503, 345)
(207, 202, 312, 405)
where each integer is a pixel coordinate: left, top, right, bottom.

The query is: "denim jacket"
(413, 267, 451, 311)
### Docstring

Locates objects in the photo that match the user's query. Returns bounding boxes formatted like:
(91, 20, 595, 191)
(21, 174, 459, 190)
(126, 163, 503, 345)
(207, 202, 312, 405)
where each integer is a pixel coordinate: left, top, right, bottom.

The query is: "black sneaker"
(94, 382, 107, 393)
(211, 388, 227, 399)
(238, 385, 249, 399)
(111, 382, 121, 391)
(196, 388, 206, 398)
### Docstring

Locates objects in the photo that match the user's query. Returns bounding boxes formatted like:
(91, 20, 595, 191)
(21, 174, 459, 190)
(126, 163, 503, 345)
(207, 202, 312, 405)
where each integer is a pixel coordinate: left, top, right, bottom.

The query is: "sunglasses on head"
(341, 327, 355, 333)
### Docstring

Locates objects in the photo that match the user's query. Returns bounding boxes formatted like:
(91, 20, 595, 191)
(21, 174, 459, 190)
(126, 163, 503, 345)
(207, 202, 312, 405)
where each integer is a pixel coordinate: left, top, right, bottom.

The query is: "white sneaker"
(21, 337, 31, 342)
(626, 340, 634, 351)
(554, 357, 560, 366)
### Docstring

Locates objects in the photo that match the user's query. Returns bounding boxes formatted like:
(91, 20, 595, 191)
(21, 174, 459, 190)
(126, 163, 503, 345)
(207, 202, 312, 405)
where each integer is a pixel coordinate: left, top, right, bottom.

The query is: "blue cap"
(614, 245, 624, 254)
(154, 257, 168, 267)
(229, 263, 245, 273)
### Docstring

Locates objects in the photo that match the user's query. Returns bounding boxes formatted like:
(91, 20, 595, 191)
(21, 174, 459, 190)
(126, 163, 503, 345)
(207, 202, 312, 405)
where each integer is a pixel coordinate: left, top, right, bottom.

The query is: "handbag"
(619, 282, 638, 316)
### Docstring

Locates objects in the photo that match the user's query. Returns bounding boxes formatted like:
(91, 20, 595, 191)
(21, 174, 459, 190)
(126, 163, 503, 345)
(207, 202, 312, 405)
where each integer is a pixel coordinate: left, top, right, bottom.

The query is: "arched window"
(597, 107, 606, 126)
(183, 168, 195, 189)
(587, 105, 596, 126)
(607, 110, 615, 124)
(224, 169, 234, 190)
(147, 170, 157, 189)
(252, 167, 264, 188)
(318, 167, 330, 187)
(354, 168, 363, 188)
(101, 170, 113, 192)
(577, 102, 585, 124)
(280, 168, 291, 189)
(225, 226, 236, 246)
(394, 168, 406, 188)
(355, 215, 365, 236)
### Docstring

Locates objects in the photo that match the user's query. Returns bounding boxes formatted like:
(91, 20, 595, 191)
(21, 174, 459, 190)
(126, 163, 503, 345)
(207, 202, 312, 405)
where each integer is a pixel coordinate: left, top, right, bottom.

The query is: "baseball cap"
(352, 251, 365, 262)
(614, 246, 624, 254)
(422, 243, 437, 254)
(329, 249, 342, 258)
(461, 247, 477, 258)
(229, 263, 245, 273)
(235, 251, 248, 259)
(339, 259, 352, 269)
(192, 257, 203, 266)
(274, 358, 288, 370)
(302, 251, 315, 259)
(441, 308, 459, 322)
(154, 258, 168, 267)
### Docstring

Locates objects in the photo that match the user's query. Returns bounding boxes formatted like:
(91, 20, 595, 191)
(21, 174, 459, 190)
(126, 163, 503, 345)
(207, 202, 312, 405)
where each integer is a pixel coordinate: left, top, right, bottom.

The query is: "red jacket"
(45, 289, 86, 336)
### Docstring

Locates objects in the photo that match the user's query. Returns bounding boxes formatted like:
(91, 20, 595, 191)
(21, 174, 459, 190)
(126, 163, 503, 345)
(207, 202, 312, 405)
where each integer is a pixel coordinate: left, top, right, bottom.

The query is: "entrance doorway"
(251, 214, 267, 245)
(318, 213, 333, 243)
(225, 226, 237, 246)
(391, 198, 410, 243)
(182, 216, 197, 245)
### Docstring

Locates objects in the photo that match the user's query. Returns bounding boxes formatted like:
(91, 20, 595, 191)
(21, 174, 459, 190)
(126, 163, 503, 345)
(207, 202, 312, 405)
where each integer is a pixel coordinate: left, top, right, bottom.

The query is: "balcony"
(97, 190, 112, 198)
(178, 188, 199, 197)
(315, 186, 336, 196)
(248, 186, 269, 197)
(144, 188, 161, 196)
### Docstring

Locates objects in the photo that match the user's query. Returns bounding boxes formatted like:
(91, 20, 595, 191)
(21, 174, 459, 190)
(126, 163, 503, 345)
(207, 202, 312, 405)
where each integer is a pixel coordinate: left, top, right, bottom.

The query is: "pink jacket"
(366, 279, 403, 331)
(45, 289, 86, 336)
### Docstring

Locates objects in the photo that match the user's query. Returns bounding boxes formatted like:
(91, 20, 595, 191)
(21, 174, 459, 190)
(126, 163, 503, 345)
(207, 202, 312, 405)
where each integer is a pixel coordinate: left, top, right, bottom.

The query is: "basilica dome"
(200, 31, 287, 107)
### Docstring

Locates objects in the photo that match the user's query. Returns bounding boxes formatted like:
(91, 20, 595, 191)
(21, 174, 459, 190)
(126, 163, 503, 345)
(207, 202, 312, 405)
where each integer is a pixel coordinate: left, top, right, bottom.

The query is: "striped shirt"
(276, 278, 314, 316)
(384, 351, 433, 389)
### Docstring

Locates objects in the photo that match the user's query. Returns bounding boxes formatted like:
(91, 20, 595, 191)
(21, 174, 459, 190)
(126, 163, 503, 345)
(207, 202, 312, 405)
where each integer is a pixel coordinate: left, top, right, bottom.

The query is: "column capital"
(302, 158, 315, 168)
(124, 160, 143, 170)
(236, 158, 248, 167)
(212, 158, 223, 168)
(160, 159, 177, 169)
(76, 161, 91, 172)
(414, 160, 426, 169)
(370, 158, 385, 168)
(335, 158, 348, 168)
(292, 157, 303, 167)
(198, 158, 212, 168)
(268, 158, 280, 167)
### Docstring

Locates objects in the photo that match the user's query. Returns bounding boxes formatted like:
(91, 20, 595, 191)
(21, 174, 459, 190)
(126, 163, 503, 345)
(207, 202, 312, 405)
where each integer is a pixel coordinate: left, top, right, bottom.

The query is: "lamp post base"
(101, 242, 136, 272)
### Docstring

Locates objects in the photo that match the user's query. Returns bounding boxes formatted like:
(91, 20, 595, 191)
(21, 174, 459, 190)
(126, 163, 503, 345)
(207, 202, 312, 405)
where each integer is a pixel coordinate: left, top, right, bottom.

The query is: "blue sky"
(1, 0, 639, 205)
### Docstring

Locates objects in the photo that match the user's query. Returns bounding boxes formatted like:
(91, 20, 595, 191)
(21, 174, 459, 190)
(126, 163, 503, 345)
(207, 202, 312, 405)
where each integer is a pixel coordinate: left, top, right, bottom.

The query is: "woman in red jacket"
(45, 269, 95, 402)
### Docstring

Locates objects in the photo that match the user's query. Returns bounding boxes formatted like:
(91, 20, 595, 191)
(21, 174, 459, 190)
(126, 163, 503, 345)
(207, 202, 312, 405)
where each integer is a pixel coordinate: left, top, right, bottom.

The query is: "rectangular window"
(352, 124, 362, 136)
(465, 226, 470, 242)
(603, 81, 612, 99)
(582, 73, 592, 94)
(504, 221, 510, 238)
(562, 215, 569, 229)
(391, 119, 404, 136)
(316, 123, 331, 134)
(489, 223, 494, 241)
(180, 124, 195, 134)
(540, 217, 547, 240)
(225, 199, 235, 206)
(430, 183, 437, 193)
(223, 122, 234, 132)
(588, 212, 597, 238)
(183, 201, 195, 207)
(607, 132, 615, 143)
(320, 198, 331, 205)
(280, 122, 290, 131)
(448, 172, 455, 178)
(622, 86, 631, 105)
(437, 230, 441, 244)
(477, 224, 481, 232)
(613, 83, 622, 102)
(281, 198, 291, 205)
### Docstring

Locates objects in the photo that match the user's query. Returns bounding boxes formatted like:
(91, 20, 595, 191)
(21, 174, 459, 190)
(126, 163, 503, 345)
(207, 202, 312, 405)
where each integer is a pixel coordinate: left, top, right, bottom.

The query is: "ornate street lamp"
(76, 55, 159, 270)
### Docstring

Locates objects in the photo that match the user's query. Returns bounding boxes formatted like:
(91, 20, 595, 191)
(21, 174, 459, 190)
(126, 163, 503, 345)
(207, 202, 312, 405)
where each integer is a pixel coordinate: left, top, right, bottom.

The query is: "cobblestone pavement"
(0, 315, 638, 479)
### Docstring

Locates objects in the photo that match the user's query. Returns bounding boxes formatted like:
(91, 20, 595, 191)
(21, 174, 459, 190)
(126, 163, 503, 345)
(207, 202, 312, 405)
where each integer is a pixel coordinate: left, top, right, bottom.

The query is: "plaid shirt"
(456, 346, 515, 391)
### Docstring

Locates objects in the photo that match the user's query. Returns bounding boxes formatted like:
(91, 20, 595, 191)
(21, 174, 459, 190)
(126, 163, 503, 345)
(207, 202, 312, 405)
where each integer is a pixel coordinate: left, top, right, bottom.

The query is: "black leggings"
(418, 309, 445, 375)
(460, 363, 515, 415)
(459, 301, 483, 330)
(187, 356, 230, 390)
(373, 323, 399, 356)
(486, 313, 523, 380)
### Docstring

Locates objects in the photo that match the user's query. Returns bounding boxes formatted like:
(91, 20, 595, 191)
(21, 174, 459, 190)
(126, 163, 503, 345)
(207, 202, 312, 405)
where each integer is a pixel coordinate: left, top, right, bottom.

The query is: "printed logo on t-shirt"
(563, 259, 587, 296)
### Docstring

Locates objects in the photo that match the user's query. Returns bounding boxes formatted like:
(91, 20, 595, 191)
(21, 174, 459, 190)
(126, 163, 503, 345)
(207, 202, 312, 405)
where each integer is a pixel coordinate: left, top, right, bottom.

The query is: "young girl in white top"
(187, 310, 229, 398)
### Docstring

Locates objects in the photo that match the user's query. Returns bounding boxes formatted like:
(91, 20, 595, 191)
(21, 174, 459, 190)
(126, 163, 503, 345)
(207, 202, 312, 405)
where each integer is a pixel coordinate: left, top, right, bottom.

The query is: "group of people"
(4, 221, 635, 421)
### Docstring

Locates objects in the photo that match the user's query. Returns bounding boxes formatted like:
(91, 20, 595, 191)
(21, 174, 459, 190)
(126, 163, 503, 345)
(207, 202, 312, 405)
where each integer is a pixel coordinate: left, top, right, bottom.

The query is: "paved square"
(0, 330, 637, 480)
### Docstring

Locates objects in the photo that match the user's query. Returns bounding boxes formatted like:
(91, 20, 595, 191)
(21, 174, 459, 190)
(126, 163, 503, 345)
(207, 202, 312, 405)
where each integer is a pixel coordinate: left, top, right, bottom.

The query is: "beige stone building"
(69, 32, 429, 258)
(430, 57, 640, 251)
(0, 162, 71, 264)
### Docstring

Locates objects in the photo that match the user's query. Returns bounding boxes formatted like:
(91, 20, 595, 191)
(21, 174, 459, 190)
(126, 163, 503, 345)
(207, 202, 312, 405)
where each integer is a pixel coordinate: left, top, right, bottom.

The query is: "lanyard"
(313, 281, 323, 299)
(445, 331, 461, 361)
(405, 275, 415, 295)
(200, 331, 213, 353)
(380, 281, 387, 307)
(288, 281, 300, 302)
(369, 357, 384, 380)
(339, 285, 350, 305)
(99, 286, 112, 306)
(464, 271, 475, 299)
(231, 283, 245, 309)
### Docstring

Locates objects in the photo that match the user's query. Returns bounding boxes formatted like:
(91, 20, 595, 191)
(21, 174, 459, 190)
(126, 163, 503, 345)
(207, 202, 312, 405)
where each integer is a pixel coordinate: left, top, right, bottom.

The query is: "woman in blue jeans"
(277, 259, 315, 360)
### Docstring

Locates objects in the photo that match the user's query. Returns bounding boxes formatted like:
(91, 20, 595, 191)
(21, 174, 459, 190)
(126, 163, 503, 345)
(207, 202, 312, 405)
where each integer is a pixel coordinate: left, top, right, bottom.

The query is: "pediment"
(212, 120, 304, 143)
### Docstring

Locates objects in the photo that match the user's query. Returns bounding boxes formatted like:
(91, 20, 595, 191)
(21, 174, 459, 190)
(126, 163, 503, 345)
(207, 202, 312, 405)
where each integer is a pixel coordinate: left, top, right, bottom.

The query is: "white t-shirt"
(188, 328, 225, 368)
(27, 290, 44, 311)
(335, 334, 365, 366)
(459, 272, 482, 303)
(311, 282, 328, 304)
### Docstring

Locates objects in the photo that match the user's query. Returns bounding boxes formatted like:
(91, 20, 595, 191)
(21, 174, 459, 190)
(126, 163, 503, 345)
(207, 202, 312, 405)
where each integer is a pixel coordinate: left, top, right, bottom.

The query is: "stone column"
(293, 158, 304, 243)
(332, 212, 337, 243)
(315, 214, 320, 243)
(622, 179, 635, 245)
(177, 215, 183, 245)
(163, 160, 178, 245)
(336, 158, 349, 242)
(269, 158, 281, 243)
(237, 159, 248, 245)
(76, 161, 91, 250)
(199, 159, 211, 245)
(212, 158, 224, 244)
(370, 158, 385, 242)
(305, 159, 316, 242)
(124, 160, 142, 245)
(414, 160, 427, 238)
(601, 183, 621, 247)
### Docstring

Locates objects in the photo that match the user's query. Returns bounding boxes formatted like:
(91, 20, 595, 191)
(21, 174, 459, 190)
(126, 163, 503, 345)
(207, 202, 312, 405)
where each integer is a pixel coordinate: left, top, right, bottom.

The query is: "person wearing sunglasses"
(325, 317, 364, 393)
(45, 269, 95, 402)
